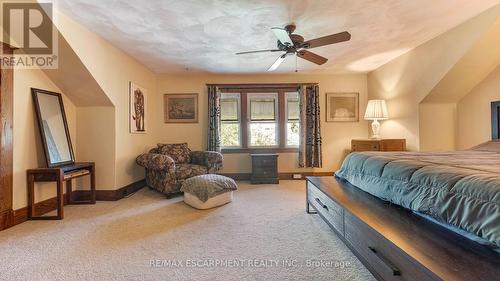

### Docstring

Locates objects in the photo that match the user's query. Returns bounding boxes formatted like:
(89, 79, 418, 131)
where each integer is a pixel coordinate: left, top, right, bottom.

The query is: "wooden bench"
(27, 162, 96, 220)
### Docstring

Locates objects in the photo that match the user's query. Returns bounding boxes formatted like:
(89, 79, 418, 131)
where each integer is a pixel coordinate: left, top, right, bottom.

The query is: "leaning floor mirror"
(32, 88, 75, 168)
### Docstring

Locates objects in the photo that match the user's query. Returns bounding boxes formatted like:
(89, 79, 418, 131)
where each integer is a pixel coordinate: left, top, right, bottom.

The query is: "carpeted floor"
(0, 181, 374, 281)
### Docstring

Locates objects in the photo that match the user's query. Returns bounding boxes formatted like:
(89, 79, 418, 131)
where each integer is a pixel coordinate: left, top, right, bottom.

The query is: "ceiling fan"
(236, 24, 351, 71)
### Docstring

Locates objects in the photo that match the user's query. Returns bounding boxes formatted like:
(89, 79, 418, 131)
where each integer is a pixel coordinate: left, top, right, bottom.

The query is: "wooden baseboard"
(221, 172, 334, 181)
(12, 208, 28, 226)
(1, 179, 146, 231)
(0, 209, 14, 231)
(11, 196, 67, 227)
(73, 179, 146, 201)
(220, 173, 251, 180)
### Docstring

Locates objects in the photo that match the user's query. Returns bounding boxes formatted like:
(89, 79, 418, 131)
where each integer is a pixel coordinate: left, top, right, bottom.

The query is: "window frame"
(285, 92, 300, 147)
(247, 92, 279, 148)
(219, 86, 300, 154)
(220, 93, 242, 148)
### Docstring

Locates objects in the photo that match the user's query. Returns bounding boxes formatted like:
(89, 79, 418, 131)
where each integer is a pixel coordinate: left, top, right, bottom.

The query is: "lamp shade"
(364, 100, 389, 120)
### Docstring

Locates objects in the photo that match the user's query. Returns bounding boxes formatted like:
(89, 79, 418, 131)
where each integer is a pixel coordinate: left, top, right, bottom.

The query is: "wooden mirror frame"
(31, 88, 76, 168)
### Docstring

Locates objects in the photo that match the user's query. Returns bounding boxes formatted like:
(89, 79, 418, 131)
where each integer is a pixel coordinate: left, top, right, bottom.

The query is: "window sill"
(221, 147, 299, 154)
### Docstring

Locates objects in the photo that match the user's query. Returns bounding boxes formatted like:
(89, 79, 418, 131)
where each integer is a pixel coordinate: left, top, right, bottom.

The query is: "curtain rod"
(206, 83, 318, 88)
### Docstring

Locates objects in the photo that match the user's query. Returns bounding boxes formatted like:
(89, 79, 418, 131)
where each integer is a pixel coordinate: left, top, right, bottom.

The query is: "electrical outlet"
(293, 174, 302, 179)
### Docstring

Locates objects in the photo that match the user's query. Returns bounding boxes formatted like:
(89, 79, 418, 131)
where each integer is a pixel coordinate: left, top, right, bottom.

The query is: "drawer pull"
(315, 198, 328, 210)
(368, 246, 401, 276)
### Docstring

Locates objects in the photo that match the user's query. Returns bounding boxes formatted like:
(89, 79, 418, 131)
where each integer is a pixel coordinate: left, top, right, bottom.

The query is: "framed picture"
(164, 93, 198, 123)
(129, 82, 147, 133)
(326, 92, 359, 122)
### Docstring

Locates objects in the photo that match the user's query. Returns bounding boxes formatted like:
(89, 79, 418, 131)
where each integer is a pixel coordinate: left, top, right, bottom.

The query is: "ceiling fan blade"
(271, 27, 293, 46)
(303, 31, 351, 49)
(268, 54, 287, 71)
(297, 50, 328, 65)
(236, 49, 281, 55)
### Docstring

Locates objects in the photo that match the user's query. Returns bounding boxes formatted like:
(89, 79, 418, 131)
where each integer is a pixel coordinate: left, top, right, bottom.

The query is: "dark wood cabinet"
(251, 154, 279, 184)
(306, 177, 500, 281)
(351, 139, 406, 152)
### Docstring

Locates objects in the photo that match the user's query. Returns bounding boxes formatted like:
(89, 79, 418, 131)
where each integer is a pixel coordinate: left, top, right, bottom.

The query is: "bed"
(305, 103, 500, 280)
(335, 141, 500, 249)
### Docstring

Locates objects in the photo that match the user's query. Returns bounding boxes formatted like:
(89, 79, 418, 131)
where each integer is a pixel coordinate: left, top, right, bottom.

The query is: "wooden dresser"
(306, 177, 500, 281)
(250, 154, 279, 184)
(351, 139, 406, 152)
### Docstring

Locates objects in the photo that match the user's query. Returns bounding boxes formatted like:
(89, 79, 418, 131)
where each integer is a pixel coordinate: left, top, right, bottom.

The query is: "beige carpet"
(0, 181, 374, 281)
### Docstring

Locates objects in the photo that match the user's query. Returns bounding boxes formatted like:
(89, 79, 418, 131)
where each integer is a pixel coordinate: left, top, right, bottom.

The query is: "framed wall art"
(164, 93, 199, 123)
(326, 92, 359, 122)
(130, 82, 147, 133)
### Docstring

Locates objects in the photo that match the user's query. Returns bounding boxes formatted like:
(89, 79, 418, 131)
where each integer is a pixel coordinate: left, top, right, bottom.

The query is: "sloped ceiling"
(55, 0, 500, 74)
(43, 33, 113, 106)
(423, 17, 500, 103)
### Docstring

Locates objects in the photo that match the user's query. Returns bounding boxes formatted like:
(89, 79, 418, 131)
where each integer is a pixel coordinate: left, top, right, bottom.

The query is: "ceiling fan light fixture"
(271, 27, 293, 46)
(268, 54, 287, 72)
(237, 24, 351, 71)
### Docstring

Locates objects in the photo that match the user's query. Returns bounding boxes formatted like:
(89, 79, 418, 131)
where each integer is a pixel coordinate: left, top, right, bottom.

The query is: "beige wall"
(11, 68, 367, 210)
(8, 3, 500, 212)
(423, 17, 500, 104)
(75, 107, 116, 190)
(157, 73, 369, 173)
(53, 12, 160, 188)
(13, 68, 76, 209)
(419, 103, 457, 151)
(9, 8, 160, 210)
(367, 5, 500, 151)
(457, 65, 500, 149)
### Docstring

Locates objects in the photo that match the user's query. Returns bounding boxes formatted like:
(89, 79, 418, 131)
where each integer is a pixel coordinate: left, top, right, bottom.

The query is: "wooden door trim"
(0, 42, 15, 230)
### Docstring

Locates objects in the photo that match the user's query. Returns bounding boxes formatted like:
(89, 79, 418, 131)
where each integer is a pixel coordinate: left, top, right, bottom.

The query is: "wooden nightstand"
(250, 154, 279, 184)
(351, 139, 406, 152)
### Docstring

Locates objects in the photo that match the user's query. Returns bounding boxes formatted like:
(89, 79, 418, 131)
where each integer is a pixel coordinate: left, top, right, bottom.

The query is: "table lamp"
(364, 100, 388, 139)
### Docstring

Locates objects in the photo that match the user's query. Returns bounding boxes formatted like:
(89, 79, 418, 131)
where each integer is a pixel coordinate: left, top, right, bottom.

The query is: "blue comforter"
(335, 150, 500, 248)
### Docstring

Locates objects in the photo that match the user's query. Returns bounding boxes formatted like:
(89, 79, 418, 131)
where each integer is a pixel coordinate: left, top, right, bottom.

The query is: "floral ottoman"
(180, 174, 238, 209)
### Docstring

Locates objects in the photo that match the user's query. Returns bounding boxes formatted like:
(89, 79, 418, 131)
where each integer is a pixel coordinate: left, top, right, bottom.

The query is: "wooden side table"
(251, 154, 279, 184)
(27, 162, 96, 220)
(351, 139, 406, 152)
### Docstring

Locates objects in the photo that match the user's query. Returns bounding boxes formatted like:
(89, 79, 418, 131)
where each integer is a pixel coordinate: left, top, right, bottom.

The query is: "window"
(219, 86, 300, 152)
(220, 93, 241, 147)
(286, 92, 300, 146)
(248, 93, 278, 147)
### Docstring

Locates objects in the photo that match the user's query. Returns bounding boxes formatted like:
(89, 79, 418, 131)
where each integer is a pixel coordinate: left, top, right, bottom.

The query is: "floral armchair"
(136, 143, 223, 197)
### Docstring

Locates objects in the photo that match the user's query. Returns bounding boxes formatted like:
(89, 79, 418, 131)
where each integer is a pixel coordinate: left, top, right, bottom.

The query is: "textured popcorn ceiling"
(54, 0, 500, 74)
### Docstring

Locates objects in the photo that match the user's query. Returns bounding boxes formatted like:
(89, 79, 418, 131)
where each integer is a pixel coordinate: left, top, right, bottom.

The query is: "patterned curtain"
(207, 85, 221, 152)
(299, 85, 323, 168)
